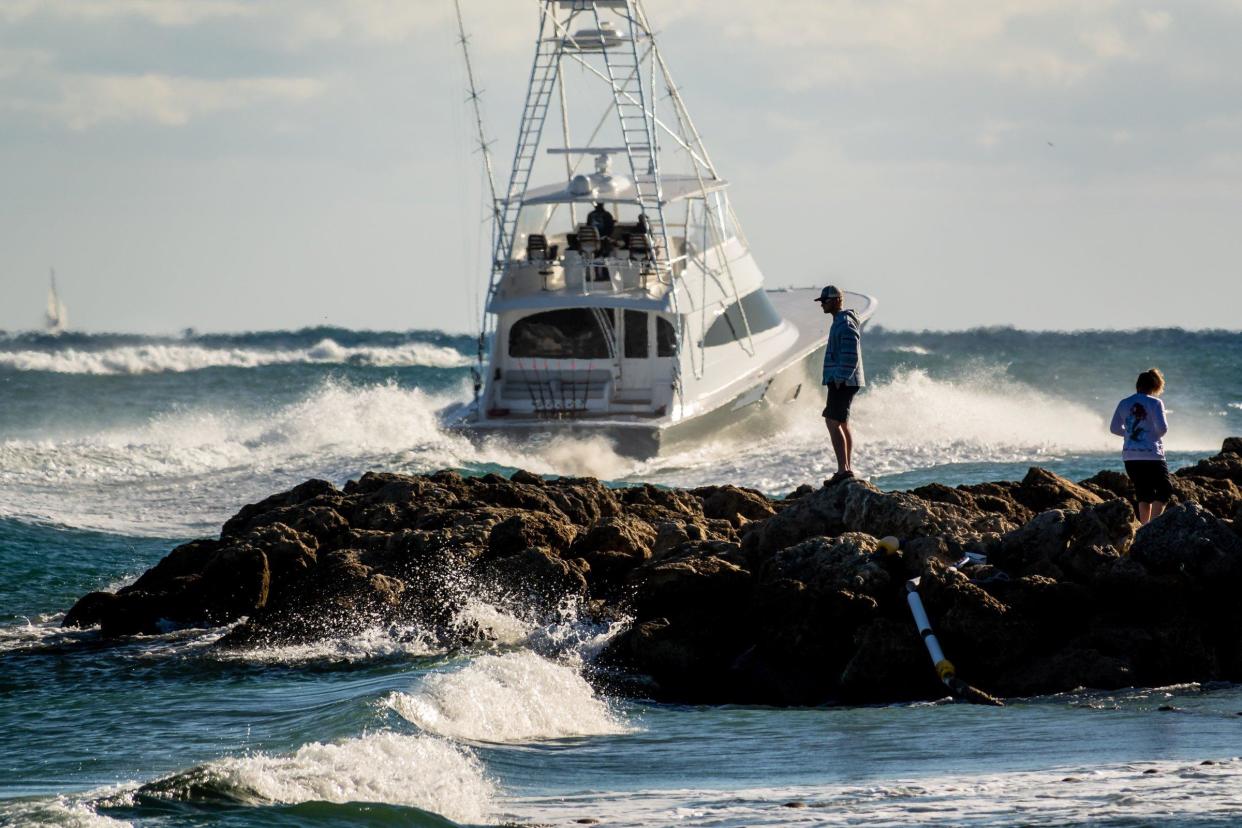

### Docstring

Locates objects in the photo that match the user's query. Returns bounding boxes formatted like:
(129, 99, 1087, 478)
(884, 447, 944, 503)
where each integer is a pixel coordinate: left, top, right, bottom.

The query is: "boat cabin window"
(509, 309, 613, 359)
(624, 310, 648, 359)
(656, 317, 676, 357)
(702, 290, 783, 348)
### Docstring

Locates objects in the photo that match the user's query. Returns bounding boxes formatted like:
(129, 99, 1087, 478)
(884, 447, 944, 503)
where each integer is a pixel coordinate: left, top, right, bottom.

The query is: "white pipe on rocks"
(906, 577, 955, 685)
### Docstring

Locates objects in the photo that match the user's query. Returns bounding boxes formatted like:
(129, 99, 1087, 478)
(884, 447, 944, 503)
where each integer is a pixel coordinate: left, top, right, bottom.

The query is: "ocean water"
(2, 326, 1241, 827)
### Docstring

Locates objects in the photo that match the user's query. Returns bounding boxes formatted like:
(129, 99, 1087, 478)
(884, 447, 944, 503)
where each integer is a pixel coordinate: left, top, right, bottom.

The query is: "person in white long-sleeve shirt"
(1109, 368, 1172, 525)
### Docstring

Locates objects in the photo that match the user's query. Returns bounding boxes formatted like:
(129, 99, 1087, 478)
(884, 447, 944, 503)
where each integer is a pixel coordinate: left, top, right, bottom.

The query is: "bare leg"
(826, 418, 847, 473)
(1149, 500, 1167, 522)
(1137, 501, 1153, 525)
(840, 421, 853, 472)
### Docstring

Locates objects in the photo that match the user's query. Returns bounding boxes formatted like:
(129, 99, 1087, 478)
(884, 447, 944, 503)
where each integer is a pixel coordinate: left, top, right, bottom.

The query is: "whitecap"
(138, 732, 494, 824)
(210, 624, 442, 665)
(0, 338, 470, 375)
(0, 797, 132, 827)
(385, 651, 632, 743)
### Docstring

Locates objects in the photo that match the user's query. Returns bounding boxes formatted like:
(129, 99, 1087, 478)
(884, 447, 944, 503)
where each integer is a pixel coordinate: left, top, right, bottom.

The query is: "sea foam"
(635, 365, 1221, 491)
(0, 364, 1224, 535)
(137, 732, 494, 824)
(385, 651, 632, 743)
(508, 757, 1242, 827)
(0, 378, 633, 534)
(0, 338, 471, 374)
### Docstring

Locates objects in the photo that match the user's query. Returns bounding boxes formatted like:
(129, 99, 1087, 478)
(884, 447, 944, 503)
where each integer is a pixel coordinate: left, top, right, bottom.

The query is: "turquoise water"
(2, 327, 1241, 826)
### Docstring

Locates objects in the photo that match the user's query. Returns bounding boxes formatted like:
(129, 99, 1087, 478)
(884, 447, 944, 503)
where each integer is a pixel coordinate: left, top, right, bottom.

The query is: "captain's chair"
(526, 234, 548, 261)
(627, 233, 650, 260)
(577, 225, 600, 258)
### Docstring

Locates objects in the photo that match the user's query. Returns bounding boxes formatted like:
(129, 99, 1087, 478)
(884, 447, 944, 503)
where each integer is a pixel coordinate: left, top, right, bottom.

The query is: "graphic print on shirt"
(1125, 402, 1147, 443)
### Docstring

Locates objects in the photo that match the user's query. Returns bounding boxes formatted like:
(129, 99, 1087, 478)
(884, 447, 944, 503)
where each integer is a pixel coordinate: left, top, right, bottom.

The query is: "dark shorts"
(1125, 460, 1173, 503)
(822, 383, 860, 422)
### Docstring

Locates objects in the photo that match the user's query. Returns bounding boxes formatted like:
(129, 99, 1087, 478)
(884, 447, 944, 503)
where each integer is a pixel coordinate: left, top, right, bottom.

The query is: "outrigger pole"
(452, 0, 502, 405)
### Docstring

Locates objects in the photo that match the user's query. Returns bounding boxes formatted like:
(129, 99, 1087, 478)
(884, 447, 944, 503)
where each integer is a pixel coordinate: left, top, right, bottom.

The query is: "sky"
(1, 0, 1240, 334)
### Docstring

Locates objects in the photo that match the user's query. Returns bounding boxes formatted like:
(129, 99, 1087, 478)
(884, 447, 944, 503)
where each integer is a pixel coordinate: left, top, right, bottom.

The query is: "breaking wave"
(134, 732, 495, 824)
(0, 362, 1226, 535)
(634, 365, 1223, 491)
(0, 337, 471, 374)
(385, 651, 632, 743)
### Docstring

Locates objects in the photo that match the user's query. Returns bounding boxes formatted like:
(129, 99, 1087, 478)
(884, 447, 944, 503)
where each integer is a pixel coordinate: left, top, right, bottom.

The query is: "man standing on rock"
(816, 285, 865, 484)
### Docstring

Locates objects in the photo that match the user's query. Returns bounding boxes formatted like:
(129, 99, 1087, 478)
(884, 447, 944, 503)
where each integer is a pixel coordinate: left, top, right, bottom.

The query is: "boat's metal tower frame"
(464, 0, 761, 405)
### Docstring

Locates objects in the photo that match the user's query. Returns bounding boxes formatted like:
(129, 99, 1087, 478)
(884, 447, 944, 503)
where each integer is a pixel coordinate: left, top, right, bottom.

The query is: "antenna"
(452, 0, 503, 370)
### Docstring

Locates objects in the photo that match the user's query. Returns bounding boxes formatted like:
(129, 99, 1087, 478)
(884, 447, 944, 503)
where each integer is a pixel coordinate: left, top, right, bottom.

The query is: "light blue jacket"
(823, 309, 865, 387)
(1109, 393, 1168, 460)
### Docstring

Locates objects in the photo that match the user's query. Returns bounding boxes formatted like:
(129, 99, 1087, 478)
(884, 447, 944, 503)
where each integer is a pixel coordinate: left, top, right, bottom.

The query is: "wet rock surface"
(65, 439, 1242, 705)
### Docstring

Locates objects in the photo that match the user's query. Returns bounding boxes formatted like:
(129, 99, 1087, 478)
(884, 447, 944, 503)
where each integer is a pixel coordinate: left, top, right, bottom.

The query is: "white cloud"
(0, 0, 255, 26)
(675, 0, 1163, 87)
(48, 74, 325, 129)
(1139, 9, 1173, 33)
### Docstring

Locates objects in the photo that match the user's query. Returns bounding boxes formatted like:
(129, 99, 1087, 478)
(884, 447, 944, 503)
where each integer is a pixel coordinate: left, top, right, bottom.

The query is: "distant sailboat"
(45, 269, 68, 334)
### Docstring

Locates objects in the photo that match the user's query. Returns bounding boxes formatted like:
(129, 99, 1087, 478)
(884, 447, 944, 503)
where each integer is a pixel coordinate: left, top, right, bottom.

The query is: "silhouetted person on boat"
(587, 202, 615, 239)
(816, 285, 865, 484)
(1110, 368, 1172, 525)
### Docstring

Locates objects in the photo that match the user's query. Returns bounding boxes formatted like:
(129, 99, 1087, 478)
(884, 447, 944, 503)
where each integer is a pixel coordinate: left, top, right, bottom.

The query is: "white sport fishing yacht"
(444, 0, 875, 457)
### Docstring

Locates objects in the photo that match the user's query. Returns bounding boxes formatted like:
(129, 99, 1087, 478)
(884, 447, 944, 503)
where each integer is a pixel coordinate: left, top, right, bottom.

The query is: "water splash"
(134, 732, 495, 823)
(384, 650, 632, 743)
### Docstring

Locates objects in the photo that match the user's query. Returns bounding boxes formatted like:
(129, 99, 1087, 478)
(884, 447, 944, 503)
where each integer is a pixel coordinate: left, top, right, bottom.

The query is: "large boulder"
(1129, 502, 1242, 580)
(1176, 441, 1242, 486)
(222, 479, 340, 538)
(487, 511, 578, 558)
(570, 515, 659, 585)
(988, 500, 1135, 582)
(742, 480, 984, 557)
(1013, 467, 1104, 514)
(691, 484, 777, 528)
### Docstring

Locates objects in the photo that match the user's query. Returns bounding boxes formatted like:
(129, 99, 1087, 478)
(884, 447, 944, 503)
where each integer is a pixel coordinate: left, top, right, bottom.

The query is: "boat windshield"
(509, 308, 615, 359)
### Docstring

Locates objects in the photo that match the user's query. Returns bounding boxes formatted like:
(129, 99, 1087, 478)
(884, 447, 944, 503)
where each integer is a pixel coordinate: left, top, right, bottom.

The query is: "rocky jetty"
(65, 438, 1242, 705)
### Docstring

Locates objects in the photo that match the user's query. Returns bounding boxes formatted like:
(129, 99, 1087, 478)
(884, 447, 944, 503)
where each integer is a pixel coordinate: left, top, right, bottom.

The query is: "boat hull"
(442, 286, 872, 460)
(443, 344, 821, 459)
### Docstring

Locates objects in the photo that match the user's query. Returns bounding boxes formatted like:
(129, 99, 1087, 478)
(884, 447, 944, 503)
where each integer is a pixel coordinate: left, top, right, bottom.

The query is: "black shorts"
(1124, 460, 1173, 503)
(822, 383, 860, 422)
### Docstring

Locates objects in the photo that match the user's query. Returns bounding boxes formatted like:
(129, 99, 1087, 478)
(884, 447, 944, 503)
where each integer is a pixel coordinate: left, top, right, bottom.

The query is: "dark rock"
(1014, 467, 1104, 513)
(221, 479, 339, 538)
(1177, 448, 1242, 486)
(477, 547, 589, 611)
(487, 512, 578, 558)
(63, 591, 120, 629)
(1079, 470, 1135, 503)
(839, 617, 943, 702)
(692, 484, 776, 527)
(1001, 648, 1133, 696)
(510, 469, 544, 485)
(570, 515, 658, 584)
(743, 479, 986, 557)
(63, 441, 1242, 705)
(628, 541, 750, 621)
(1130, 502, 1242, 580)
(1171, 475, 1241, 520)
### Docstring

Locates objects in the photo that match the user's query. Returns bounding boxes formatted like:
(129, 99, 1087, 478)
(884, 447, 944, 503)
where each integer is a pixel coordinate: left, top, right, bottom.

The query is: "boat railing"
(496, 366, 614, 418)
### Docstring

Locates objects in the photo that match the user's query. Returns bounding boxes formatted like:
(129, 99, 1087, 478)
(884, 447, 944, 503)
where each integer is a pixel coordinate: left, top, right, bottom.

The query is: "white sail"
(45, 269, 67, 333)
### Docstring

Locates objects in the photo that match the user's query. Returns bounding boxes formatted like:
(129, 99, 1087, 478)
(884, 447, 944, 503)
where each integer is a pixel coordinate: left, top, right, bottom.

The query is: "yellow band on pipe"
(935, 659, 956, 681)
